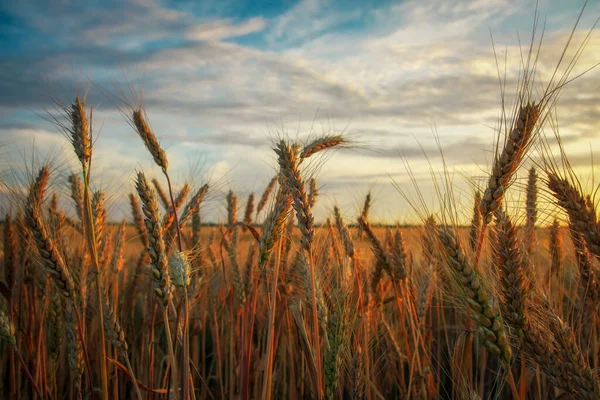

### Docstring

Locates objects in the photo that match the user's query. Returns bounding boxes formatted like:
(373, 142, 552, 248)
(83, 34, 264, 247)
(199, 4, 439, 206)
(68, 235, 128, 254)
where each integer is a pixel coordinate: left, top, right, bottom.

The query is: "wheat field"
(2, 10, 600, 400)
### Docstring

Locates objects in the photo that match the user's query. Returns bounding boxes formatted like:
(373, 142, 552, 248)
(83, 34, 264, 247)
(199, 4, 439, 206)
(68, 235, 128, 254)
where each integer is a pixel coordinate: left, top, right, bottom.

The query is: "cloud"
(2, 0, 600, 222)
(268, 0, 362, 45)
(186, 17, 267, 41)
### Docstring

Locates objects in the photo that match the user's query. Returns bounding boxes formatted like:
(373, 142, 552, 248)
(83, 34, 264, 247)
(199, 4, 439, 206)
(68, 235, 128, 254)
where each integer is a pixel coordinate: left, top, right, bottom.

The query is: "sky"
(1, 0, 600, 224)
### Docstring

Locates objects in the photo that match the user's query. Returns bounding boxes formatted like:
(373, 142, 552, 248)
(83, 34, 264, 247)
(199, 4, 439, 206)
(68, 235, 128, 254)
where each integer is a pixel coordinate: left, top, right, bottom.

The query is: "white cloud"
(268, 0, 361, 44)
(186, 17, 267, 41)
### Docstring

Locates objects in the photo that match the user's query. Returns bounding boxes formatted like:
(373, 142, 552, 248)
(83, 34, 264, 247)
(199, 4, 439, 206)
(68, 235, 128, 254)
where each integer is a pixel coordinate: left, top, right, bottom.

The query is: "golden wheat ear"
(222, 228, 245, 303)
(134, 170, 171, 307)
(357, 215, 393, 292)
(226, 189, 238, 227)
(436, 226, 512, 367)
(69, 97, 91, 166)
(152, 178, 170, 210)
(177, 184, 209, 229)
(481, 104, 540, 224)
(68, 173, 84, 223)
(258, 189, 292, 271)
(300, 135, 345, 160)
(256, 175, 277, 218)
(547, 172, 600, 261)
(570, 229, 600, 311)
(493, 210, 529, 337)
(549, 219, 563, 276)
(65, 305, 85, 391)
(525, 167, 538, 256)
(276, 140, 314, 253)
(333, 205, 354, 259)
(132, 109, 169, 171)
(468, 191, 482, 252)
(25, 166, 75, 299)
(243, 192, 255, 226)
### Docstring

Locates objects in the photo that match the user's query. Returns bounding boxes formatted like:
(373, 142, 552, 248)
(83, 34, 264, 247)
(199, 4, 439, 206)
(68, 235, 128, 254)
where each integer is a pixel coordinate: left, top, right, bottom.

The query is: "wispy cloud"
(186, 17, 267, 41)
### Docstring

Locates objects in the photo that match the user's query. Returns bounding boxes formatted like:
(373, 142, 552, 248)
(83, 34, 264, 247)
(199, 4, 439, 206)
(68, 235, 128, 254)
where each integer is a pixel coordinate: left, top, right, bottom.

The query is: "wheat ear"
(437, 226, 512, 366)
(357, 215, 394, 291)
(547, 311, 600, 397)
(493, 210, 529, 336)
(132, 109, 168, 170)
(480, 103, 540, 223)
(25, 166, 75, 298)
(178, 184, 209, 229)
(256, 175, 277, 218)
(571, 230, 600, 310)
(549, 219, 563, 276)
(301, 135, 344, 159)
(258, 189, 292, 270)
(469, 191, 481, 251)
(151, 178, 170, 210)
(333, 206, 354, 259)
(308, 177, 318, 209)
(223, 229, 246, 303)
(135, 171, 171, 307)
(68, 173, 84, 224)
(525, 167, 537, 255)
(547, 172, 600, 260)
(69, 96, 91, 165)
(243, 192, 255, 226)
(276, 140, 314, 252)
